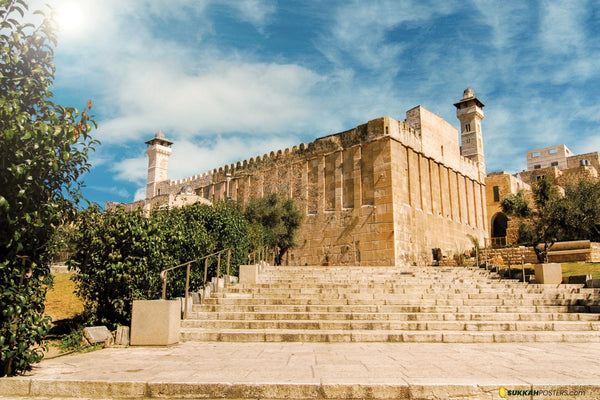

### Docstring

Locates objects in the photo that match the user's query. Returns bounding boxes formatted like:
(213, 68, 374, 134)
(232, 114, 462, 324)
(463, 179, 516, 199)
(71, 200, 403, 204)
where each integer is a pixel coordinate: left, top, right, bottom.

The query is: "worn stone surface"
(1, 342, 600, 399)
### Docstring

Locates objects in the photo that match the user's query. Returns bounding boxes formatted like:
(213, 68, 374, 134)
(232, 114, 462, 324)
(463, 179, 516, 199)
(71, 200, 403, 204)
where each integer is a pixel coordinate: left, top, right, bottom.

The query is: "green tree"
(244, 194, 304, 265)
(0, 0, 97, 376)
(501, 177, 563, 263)
(68, 202, 250, 329)
(558, 179, 600, 242)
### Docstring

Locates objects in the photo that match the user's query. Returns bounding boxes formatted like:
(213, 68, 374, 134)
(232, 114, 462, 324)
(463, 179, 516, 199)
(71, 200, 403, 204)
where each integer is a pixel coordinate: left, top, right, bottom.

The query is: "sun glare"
(56, 2, 85, 35)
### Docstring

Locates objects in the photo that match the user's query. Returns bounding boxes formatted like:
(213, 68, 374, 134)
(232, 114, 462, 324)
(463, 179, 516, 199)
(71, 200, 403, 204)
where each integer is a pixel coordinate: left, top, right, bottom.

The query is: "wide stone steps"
(182, 265, 600, 343)
(190, 311, 600, 321)
(180, 328, 600, 343)
(203, 296, 598, 307)
(191, 304, 590, 317)
(182, 318, 600, 331)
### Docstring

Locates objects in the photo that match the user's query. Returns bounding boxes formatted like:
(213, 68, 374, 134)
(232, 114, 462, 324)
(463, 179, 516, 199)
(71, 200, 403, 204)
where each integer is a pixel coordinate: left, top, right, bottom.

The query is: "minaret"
(454, 86, 485, 170)
(145, 130, 173, 199)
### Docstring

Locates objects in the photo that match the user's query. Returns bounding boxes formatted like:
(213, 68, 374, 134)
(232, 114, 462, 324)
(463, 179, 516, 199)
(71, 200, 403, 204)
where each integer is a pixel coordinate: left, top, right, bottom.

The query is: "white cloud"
(112, 156, 147, 184)
(320, 0, 457, 76)
(221, 0, 276, 32)
(539, 0, 587, 55)
(133, 187, 146, 201)
(94, 60, 325, 144)
(88, 185, 130, 198)
(472, 1, 530, 50)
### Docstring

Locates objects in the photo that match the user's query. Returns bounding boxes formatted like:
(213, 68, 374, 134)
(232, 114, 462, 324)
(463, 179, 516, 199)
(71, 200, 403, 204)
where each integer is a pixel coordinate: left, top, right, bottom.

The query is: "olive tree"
(244, 194, 304, 265)
(0, 0, 97, 376)
(501, 177, 563, 263)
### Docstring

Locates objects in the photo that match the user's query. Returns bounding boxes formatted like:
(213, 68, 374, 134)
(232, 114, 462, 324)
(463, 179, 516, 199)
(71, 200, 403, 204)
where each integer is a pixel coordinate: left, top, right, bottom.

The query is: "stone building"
(519, 144, 599, 187)
(485, 172, 530, 246)
(112, 88, 489, 266)
(484, 144, 600, 247)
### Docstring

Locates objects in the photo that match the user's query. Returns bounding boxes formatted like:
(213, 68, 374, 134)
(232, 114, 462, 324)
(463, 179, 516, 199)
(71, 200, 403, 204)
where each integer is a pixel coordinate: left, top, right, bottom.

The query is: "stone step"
(195, 303, 593, 313)
(180, 328, 600, 343)
(200, 296, 596, 307)
(182, 319, 600, 331)
(214, 291, 598, 302)
(189, 311, 600, 322)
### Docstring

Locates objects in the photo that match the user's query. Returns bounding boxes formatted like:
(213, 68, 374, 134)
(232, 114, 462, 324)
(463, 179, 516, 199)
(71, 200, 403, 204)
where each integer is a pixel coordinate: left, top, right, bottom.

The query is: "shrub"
(68, 202, 249, 329)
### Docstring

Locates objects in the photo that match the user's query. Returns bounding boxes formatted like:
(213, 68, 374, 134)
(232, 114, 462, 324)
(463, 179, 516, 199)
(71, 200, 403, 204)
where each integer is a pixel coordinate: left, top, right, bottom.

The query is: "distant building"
(485, 144, 599, 247)
(519, 144, 599, 187)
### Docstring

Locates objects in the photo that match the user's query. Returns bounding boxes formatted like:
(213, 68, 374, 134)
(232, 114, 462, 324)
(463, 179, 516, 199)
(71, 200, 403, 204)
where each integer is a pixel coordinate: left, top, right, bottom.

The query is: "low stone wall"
(483, 241, 600, 265)
(482, 247, 537, 265)
(592, 243, 600, 263)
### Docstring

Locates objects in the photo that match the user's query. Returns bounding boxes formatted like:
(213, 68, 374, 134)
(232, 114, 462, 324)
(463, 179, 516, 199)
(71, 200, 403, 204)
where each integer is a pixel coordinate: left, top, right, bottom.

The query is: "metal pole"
(204, 257, 209, 285)
(226, 249, 231, 288)
(161, 271, 167, 300)
(217, 252, 221, 291)
(521, 254, 526, 283)
(184, 262, 190, 319)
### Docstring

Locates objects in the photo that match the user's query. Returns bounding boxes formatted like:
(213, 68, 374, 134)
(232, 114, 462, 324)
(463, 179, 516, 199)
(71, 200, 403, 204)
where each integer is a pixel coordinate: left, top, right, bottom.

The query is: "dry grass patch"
(45, 272, 83, 322)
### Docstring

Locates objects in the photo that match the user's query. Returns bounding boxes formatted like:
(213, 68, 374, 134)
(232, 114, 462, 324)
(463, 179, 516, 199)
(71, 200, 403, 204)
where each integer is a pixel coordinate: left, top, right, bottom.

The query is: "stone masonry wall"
(141, 111, 488, 266)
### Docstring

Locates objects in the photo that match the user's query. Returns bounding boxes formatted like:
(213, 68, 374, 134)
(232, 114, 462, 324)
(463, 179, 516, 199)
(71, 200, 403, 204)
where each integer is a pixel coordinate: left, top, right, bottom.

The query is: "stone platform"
(1, 341, 600, 399)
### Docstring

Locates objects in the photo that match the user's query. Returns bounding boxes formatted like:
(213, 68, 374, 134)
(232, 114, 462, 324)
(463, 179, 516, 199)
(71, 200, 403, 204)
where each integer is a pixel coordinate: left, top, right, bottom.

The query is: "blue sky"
(39, 0, 600, 206)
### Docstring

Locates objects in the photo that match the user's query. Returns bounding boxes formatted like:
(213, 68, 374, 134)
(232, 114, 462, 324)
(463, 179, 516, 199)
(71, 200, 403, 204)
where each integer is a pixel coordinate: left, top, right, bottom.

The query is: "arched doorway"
(491, 212, 508, 246)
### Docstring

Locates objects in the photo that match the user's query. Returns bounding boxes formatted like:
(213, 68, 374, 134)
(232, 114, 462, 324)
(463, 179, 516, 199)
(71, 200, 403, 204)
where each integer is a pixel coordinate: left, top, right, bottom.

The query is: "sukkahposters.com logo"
(499, 386, 586, 397)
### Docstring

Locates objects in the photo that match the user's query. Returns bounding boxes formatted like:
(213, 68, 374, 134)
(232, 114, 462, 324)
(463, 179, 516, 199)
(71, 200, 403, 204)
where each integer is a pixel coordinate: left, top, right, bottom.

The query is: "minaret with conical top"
(454, 86, 485, 170)
(145, 130, 173, 199)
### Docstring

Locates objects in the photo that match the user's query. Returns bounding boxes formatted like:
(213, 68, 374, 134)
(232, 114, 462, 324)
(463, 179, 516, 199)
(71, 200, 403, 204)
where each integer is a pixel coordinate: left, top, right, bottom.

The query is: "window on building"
(532, 152, 540, 157)
(534, 164, 541, 169)
(551, 161, 559, 167)
(549, 148, 558, 154)
(536, 175, 546, 181)
(465, 123, 471, 132)
(493, 186, 500, 202)
(157, 189, 161, 195)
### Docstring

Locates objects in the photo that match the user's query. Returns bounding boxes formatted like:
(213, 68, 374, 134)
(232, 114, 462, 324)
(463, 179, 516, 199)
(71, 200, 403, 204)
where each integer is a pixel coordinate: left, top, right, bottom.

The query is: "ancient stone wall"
(136, 109, 488, 265)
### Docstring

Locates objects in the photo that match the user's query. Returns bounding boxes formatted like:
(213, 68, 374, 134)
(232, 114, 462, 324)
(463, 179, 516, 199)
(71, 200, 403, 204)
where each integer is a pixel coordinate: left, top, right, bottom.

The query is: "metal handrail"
(248, 245, 270, 264)
(159, 248, 231, 319)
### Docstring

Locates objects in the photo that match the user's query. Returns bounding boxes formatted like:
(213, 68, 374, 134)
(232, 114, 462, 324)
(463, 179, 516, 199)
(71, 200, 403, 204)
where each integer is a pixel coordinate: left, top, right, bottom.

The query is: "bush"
(0, 1, 97, 376)
(68, 202, 250, 329)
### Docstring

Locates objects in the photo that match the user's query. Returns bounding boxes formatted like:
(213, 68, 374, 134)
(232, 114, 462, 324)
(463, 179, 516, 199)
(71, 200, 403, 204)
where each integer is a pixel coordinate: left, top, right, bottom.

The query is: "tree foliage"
(244, 194, 304, 265)
(68, 202, 249, 330)
(558, 179, 600, 242)
(0, 1, 97, 376)
(501, 177, 562, 263)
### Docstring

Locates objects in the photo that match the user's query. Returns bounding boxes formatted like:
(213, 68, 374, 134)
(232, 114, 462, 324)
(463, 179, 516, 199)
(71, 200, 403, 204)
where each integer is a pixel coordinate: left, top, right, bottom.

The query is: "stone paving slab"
(1, 342, 600, 399)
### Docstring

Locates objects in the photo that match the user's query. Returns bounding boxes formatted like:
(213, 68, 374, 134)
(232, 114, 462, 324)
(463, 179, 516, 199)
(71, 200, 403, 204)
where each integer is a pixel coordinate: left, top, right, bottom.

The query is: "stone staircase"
(181, 265, 600, 343)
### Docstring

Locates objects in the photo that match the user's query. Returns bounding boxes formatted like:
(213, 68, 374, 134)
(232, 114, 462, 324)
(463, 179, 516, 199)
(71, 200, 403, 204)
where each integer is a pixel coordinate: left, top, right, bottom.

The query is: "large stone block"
(534, 263, 562, 284)
(130, 300, 180, 346)
(239, 264, 259, 284)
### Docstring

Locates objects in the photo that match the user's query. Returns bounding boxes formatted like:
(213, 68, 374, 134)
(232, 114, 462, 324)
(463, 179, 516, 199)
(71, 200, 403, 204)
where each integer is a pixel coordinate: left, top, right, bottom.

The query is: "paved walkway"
(1, 341, 600, 399)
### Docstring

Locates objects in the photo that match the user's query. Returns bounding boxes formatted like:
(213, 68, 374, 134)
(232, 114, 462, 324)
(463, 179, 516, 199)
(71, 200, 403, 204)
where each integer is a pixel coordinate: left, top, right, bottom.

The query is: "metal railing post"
(225, 249, 231, 288)
(216, 252, 222, 291)
(161, 271, 167, 300)
(204, 257, 209, 285)
(184, 262, 190, 319)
